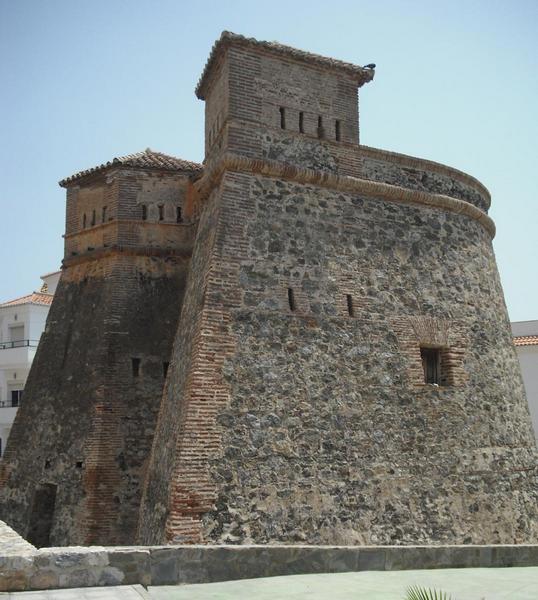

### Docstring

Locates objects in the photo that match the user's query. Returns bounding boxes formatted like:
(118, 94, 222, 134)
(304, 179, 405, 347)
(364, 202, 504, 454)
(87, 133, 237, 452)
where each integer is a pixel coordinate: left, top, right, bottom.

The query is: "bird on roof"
(363, 63, 376, 69)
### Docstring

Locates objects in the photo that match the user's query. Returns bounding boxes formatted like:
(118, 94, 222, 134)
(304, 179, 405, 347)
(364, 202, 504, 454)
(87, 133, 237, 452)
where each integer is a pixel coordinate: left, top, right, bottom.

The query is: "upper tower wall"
(197, 32, 374, 175)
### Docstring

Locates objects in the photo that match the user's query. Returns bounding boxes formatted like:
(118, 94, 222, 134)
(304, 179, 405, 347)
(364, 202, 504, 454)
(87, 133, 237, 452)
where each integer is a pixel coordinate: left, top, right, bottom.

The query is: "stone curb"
(2, 544, 538, 592)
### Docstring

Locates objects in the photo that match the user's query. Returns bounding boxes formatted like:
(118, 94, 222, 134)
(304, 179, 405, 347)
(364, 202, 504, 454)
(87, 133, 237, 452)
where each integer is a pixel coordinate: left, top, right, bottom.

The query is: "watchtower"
(0, 150, 200, 546)
(139, 33, 538, 546)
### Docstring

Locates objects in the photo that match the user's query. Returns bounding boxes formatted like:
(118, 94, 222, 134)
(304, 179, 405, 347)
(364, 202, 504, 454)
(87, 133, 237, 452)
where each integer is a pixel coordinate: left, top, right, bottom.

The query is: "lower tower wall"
(0, 253, 188, 546)
(140, 168, 538, 545)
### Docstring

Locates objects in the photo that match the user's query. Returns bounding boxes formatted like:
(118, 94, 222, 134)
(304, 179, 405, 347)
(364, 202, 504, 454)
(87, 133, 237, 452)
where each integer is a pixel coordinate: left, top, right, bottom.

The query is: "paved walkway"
(2, 568, 538, 599)
(150, 567, 538, 600)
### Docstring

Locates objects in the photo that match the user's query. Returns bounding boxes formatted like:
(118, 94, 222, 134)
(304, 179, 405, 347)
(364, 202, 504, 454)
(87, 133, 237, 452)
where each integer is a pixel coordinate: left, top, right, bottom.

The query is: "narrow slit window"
(158, 204, 164, 221)
(299, 112, 304, 133)
(317, 116, 323, 138)
(176, 206, 182, 223)
(131, 357, 140, 377)
(346, 294, 354, 317)
(141, 205, 147, 221)
(335, 120, 341, 141)
(82, 213, 87, 229)
(279, 107, 286, 129)
(91, 209, 96, 226)
(102, 206, 107, 222)
(163, 362, 170, 378)
(288, 288, 296, 312)
(420, 347, 441, 385)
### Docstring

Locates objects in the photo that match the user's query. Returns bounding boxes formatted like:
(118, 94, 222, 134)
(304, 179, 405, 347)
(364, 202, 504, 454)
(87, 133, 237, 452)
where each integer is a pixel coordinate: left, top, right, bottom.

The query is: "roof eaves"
(196, 31, 375, 100)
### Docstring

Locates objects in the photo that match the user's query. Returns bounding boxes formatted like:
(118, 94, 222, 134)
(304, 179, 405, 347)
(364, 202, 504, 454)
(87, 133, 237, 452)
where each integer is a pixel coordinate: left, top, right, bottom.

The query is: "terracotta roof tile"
(0, 292, 54, 308)
(59, 149, 202, 187)
(514, 336, 538, 347)
(196, 31, 375, 100)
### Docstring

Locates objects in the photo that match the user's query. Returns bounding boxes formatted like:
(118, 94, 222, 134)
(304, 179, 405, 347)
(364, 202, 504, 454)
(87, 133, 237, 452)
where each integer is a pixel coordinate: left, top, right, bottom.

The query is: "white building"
(0, 271, 60, 456)
(512, 320, 538, 444)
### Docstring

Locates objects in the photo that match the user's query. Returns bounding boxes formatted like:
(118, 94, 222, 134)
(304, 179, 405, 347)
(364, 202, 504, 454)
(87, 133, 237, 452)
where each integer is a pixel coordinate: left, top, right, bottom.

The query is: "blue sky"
(0, 0, 536, 320)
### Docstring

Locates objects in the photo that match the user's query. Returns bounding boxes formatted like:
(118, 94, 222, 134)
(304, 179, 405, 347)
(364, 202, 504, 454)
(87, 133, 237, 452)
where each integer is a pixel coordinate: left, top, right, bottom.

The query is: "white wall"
(0, 303, 49, 457)
(512, 320, 538, 445)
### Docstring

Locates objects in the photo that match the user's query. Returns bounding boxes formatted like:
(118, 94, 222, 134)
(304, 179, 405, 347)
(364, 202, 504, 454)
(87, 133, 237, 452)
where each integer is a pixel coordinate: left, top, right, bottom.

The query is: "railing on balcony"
(0, 339, 39, 350)
(0, 400, 20, 408)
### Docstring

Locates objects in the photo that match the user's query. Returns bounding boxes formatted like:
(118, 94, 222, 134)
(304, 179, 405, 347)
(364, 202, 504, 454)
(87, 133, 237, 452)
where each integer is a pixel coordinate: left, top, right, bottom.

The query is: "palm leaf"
(405, 585, 454, 600)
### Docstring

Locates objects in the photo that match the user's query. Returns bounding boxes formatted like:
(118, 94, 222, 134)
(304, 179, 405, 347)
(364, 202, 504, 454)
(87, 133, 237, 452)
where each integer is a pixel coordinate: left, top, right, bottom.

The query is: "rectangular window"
(288, 288, 296, 312)
(335, 120, 341, 141)
(131, 358, 140, 377)
(158, 205, 164, 221)
(279, 107, 286, 129)
(10, 326, 24, 343)
(176, 206, 182, 223)
(141, 205, 147, 221)
(91, 210, 96, 226)
(102, 206, 107, 222)
(299, 112, 304, 133)
(317, 116, 324, 139)
(11, 389, 23, 407)
(421, 347, 441, 385)
(346, 294, 354, 317)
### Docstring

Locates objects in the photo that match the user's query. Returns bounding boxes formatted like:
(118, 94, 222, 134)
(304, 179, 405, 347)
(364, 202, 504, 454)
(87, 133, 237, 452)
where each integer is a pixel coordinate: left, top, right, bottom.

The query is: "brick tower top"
(196, 32, 375, 172)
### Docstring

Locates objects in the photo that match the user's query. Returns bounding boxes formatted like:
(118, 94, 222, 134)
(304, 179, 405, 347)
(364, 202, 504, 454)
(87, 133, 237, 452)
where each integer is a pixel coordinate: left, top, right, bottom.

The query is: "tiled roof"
(0, 292, 54, 308)
(59, 149, 203, 187)
(514, 336, 538, 347)
(196, 31, 375, 99)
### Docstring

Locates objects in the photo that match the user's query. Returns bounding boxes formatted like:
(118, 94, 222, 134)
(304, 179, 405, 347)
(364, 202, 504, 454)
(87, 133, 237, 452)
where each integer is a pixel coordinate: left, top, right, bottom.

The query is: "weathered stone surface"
(0, 170, 193, 546)
(0, 31, 535, 552)
(1, 543, 538, 592)
(139, 32, 538, 547)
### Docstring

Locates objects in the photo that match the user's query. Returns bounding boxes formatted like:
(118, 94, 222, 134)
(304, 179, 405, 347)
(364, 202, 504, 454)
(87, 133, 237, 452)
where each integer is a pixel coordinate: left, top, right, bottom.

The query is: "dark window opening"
(141, 205, 147, 221)
(335, 120, 341, 141)
(44, 459, 51, 469)
(317, 116, 324, 139)
(163, 362, 170, 378)
(346, 294, 354, 317)
(11, 390, 22, 407)
(288, 288, 296, 312)
(82, 213, 87, 229)
(299, 112, 304, 133)
(158, 204, 164, 221)
(421, 347, 441, 385)
(176, 206, 182, 223)
(76, 461, 83, 469)
(27, 483, 57, 548)
(91, 210, 96, 227)
(102, 206, 107, 222)
(132, 357, 140, 377)
(279, 107, 286, 129)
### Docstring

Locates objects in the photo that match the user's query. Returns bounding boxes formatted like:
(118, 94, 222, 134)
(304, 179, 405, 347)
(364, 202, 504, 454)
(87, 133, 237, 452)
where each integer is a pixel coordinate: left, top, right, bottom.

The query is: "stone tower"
(0, 150, 201, 546)
(137, 33, 538, 545)
(2, 32, 537, 548)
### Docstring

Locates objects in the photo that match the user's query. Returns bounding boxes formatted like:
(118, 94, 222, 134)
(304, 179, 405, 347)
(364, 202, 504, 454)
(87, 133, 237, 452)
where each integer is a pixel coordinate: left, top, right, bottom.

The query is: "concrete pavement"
(2, 567, 538, 599)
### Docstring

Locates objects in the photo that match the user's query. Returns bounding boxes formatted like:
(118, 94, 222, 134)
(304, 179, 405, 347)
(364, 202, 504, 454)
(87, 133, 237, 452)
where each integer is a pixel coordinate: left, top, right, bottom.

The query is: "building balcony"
(0, 340, 38, 368)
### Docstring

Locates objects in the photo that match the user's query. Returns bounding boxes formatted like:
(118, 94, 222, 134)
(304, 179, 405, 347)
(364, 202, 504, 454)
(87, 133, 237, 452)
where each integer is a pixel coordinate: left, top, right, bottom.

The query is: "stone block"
(0, 569, 29, 592)
(29, 569, 59, 590)
(150, 547, 182, 585)
(108, 549, 150, 585)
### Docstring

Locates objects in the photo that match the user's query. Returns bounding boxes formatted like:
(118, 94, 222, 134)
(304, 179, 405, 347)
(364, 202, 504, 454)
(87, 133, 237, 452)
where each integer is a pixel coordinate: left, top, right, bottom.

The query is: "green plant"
(405, 585, 454, 600)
